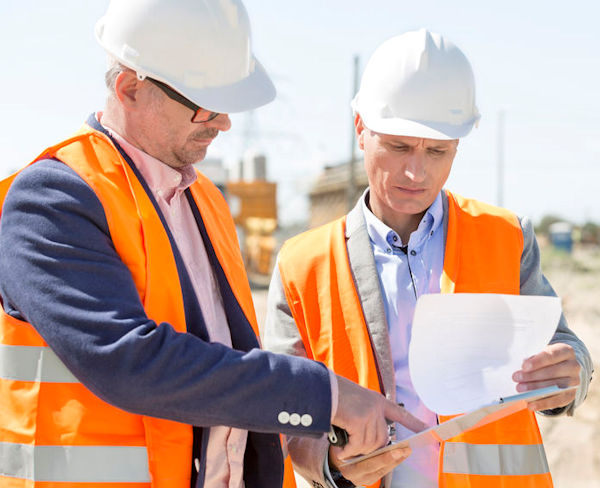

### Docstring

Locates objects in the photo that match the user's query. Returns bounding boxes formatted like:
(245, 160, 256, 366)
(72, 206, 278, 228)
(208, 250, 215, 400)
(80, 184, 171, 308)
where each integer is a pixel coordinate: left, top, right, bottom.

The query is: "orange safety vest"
(0, 123, 259, 488)
(277, 191, 553, 488)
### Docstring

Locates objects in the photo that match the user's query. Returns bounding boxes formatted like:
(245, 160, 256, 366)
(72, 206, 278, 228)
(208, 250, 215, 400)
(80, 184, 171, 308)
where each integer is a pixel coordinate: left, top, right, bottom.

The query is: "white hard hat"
(95, 0, 275, 114)
(352, 29, 480, 140)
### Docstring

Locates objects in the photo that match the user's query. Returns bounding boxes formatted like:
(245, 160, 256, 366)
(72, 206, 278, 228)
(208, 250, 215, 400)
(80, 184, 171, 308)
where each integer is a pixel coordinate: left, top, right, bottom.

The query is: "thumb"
(383, 400, 428, 433)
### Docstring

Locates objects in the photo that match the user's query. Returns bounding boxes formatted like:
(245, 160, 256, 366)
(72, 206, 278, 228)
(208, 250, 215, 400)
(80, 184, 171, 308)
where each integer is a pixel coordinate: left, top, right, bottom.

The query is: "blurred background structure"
(1, 1, 599, 485)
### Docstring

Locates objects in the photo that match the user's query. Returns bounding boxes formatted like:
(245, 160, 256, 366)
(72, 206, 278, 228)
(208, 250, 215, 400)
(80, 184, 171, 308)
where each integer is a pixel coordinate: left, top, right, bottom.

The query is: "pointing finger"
(383, 400, 428, 433)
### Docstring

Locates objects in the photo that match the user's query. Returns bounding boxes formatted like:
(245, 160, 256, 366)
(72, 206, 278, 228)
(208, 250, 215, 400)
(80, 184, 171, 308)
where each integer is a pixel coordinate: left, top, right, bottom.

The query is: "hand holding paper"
(329, 443, 411, 487)
(514, 342, 581, 411)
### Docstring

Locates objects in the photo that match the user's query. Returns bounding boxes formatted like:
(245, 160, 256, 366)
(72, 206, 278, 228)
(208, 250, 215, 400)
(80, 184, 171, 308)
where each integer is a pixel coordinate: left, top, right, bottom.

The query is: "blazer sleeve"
(519, 216, 593, 415)
(0, 159, 333, 436)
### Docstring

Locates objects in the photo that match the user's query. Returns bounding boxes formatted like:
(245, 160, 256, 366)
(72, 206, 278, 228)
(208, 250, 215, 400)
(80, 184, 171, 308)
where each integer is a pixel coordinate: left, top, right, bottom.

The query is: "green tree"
(536, 215, 569, 236)
(581, 221, 600, 245)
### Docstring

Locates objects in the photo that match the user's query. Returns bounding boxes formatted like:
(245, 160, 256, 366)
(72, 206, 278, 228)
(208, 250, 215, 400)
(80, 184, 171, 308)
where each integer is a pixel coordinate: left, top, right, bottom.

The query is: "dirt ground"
(535, 244, 600, 487)
(251, 243, 600, 487)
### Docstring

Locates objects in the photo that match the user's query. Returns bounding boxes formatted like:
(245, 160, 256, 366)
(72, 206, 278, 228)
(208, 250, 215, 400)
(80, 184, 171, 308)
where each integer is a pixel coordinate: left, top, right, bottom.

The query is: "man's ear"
(114, 71, 143, 109)
(355, 113, 366, 150)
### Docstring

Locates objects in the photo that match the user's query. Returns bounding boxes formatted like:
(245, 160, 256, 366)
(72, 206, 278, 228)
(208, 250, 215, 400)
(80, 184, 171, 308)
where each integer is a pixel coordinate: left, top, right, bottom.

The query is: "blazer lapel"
(345, 197, 396, 402)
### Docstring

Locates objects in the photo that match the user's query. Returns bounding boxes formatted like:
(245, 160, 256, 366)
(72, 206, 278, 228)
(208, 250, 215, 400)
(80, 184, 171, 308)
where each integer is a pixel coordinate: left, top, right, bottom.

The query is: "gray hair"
(105, 56, 128, 94)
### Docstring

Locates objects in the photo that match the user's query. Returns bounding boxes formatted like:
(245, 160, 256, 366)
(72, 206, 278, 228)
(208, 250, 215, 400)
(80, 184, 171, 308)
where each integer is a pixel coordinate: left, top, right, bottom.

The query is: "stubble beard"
(172, 128, 220, 168)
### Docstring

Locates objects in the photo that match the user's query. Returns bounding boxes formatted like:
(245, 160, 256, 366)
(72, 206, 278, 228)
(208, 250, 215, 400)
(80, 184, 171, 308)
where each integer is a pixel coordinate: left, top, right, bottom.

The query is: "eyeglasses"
(147, 78, 221, 123)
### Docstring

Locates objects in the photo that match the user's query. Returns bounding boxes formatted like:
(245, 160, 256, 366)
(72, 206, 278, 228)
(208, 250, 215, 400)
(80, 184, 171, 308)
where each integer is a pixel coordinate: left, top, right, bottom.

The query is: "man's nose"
(206, 113, 232, 132)
(404, 153, 426, 182)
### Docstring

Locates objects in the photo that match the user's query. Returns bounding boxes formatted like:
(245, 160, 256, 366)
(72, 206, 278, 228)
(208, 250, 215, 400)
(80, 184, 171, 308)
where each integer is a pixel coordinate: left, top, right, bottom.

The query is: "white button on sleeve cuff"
(300, 414, 313, 427)
(278, 411, 290, 424)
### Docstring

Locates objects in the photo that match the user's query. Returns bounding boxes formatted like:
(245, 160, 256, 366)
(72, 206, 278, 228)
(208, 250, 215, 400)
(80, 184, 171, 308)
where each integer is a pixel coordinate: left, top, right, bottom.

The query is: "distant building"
(241, 149, 268, 181)
(308, 160, 368, 228)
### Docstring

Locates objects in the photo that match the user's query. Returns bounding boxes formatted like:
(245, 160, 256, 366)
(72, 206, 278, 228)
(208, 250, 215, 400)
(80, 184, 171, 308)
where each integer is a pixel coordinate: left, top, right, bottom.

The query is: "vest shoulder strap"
(442, 190, 523, 294)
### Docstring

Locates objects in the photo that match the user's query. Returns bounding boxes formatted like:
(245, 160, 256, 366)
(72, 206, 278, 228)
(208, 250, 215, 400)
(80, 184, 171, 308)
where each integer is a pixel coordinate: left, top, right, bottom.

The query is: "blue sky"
(1, 0, 598, 224)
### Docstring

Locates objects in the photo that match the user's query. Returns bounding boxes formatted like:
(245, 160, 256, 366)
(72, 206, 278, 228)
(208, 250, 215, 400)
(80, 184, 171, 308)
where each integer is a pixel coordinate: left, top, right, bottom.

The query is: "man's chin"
(178, 148, 208, 167)
(390, 200, 429, 216)
(392, 194, 438, 214)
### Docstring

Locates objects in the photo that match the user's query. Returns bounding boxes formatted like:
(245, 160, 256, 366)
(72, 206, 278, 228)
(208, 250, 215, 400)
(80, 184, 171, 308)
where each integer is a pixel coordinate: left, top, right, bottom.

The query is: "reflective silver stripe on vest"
(0, 344, 79, 383)
(0, 442, 150, 483)
(443, 442, 549, 476)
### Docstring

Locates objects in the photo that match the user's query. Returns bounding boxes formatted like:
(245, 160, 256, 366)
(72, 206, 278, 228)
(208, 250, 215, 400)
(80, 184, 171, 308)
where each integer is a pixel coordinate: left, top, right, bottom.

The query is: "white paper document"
(342, 294, 567, 466)
(408, 293, 562, 415)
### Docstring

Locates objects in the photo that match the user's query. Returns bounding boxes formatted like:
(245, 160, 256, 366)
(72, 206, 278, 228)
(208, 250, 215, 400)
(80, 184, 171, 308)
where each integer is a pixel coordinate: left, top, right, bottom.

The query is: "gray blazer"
(262, 193, 593, 488)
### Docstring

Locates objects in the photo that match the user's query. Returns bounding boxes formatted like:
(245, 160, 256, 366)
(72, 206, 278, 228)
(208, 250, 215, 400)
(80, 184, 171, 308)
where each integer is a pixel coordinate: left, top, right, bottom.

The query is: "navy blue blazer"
(0, 115, 332, 488)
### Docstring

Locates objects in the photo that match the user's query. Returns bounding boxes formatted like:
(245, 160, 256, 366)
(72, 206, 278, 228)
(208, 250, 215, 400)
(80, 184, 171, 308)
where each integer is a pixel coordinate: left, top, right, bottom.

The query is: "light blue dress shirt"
(361, 190, 445, 487)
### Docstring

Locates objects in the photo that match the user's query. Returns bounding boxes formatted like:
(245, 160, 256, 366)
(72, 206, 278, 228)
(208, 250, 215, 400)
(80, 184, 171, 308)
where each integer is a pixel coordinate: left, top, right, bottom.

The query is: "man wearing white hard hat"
(263, 29, 592, 488)
(0, 2, 425, 487)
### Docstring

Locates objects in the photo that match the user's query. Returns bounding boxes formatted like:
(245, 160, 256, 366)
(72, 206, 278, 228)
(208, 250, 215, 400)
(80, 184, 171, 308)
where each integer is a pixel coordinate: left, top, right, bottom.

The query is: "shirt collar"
(100, 117, 197, 200)
(361, 189, 444, 251)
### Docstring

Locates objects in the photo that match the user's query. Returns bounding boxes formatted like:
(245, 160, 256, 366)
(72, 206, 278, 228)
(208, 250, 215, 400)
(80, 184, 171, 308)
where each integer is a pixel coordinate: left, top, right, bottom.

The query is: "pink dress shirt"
(103, 120, 247, 488)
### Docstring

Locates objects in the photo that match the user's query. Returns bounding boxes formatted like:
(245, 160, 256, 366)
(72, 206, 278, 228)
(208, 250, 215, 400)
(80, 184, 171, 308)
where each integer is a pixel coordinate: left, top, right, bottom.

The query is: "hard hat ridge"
(352, 28, 480, 140)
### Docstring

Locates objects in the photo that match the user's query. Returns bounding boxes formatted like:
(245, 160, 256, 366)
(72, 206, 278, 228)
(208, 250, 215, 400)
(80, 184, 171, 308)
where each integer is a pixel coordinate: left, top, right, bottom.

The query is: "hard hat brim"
(172, 59, 276, 114)
(360, 112, 478, 140)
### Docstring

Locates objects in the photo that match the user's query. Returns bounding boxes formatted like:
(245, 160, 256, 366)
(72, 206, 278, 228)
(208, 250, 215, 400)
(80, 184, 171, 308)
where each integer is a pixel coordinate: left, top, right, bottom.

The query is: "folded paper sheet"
(408, 293, 562, 415)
